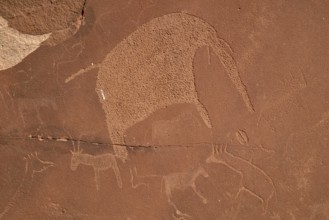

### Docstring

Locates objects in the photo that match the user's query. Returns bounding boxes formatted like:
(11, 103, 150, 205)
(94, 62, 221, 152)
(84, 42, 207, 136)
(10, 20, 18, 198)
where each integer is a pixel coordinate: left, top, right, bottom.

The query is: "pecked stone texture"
(0, 0, 86, 46)
(0, 0, 329, 219)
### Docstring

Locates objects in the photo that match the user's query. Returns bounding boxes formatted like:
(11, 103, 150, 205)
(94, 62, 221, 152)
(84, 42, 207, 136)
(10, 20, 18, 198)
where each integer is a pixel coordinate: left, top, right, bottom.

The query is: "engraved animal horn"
(206, 145, 217, 163)
(77, 134, 84, 153)
(70, 136, 76, 152)
(63, 123, 76, 152)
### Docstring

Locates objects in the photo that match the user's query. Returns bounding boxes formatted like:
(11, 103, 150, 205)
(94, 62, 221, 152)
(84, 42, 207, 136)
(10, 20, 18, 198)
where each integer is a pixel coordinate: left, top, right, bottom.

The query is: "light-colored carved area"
(162, 164, 209, 206)
(0, 0, 86, 47)
(0, 152, 54, 220)
(1, 0, 328, 219)
(70, 141, 122, 190)
(130, 167, 149, 189)
(0, 16, 50, 71)
(235, 130, 249, 145)
(16, 98, 58, 127)
(66, 12, 254, 162)
(207, 144, 276, 213)
(97, 12, 255, 161)
(129, 164, 208, 219)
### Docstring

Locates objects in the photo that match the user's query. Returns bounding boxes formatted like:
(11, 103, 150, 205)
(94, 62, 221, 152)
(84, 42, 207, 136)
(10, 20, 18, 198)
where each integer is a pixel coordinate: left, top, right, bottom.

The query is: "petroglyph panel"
(66, 12, 255, 162)
(1, 0, 329, 219)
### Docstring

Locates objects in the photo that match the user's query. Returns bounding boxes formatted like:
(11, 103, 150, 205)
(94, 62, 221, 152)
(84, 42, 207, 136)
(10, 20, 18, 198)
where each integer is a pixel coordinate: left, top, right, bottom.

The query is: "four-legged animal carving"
(162, 165, 209, 218)
(65, 12, 255, 162)
(70, 142, 122, 191)
(129, 164, 209, 218)
(206, 144, 276, 212)
(0, 152, 54, 220)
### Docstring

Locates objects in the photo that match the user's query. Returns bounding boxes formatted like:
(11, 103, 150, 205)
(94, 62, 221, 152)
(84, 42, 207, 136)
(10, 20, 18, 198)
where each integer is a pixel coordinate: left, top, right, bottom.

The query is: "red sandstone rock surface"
(0, 0, 328, 219)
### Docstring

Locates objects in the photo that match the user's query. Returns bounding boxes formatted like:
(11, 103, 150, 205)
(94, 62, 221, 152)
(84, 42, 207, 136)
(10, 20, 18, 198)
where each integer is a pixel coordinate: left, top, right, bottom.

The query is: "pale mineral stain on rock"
(0, 16, 50, 71)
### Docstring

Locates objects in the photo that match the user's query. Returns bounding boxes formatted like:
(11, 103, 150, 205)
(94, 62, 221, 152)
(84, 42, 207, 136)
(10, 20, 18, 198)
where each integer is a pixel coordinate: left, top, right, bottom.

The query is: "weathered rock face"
(0, 16, 51, 71)
(0, 0, 329, 219)
(0, 0, 86, 46)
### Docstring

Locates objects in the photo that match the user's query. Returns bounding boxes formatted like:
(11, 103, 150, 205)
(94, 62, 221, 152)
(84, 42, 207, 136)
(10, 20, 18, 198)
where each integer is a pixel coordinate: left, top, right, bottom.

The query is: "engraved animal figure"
(65, 13, 254, 162)
(70, 143, 122, 191)
(206, 144, 276, 213)
(16, 97, 58, 126)
(162, 165, 209, 219)
(130, 167, 148, 189)
(0, 152, 54, 220)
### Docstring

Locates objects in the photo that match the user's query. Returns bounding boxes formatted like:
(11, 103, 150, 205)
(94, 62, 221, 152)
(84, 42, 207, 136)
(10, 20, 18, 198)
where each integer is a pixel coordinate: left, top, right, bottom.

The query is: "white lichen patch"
(0, 16, 51, 71)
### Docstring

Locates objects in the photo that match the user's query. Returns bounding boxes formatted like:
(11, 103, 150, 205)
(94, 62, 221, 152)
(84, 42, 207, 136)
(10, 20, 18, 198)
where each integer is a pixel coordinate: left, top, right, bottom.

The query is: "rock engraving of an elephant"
(66, 13, 254, 162)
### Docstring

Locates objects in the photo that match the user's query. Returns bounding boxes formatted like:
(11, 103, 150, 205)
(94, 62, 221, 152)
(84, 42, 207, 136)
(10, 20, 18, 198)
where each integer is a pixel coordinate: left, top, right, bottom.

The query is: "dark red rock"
(0, 0, 329, 219)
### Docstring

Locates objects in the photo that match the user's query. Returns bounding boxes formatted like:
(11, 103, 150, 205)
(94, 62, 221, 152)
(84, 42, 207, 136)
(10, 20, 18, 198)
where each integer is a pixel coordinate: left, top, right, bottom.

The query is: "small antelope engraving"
(163, 165, 209, 204)
(162, 165, 209, 218)
(0, 152, 54, 220)
(70, 141, 122, 191)
(129, 164, 209, 219)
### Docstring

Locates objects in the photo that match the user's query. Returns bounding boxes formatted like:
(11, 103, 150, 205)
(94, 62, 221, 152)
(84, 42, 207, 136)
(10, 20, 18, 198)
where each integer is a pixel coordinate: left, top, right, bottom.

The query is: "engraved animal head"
(206, 144, 225, 164)
(70, 148, 83, 171)
(66, 131, 84, 171)
(197, 165, 209, 178)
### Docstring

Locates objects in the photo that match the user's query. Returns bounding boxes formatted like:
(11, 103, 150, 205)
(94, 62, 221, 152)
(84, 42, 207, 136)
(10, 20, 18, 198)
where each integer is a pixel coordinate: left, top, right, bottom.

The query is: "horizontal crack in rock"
(0, 135, 268, 151)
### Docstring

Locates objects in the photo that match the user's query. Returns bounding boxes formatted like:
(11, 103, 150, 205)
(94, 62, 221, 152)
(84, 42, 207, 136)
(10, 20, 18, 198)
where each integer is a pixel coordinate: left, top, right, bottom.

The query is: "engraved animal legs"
(168, 199, 191, 220)
(164, 184, 188, 218)
(206, 144, 225, 164)
(172, 211, 192, 220)
(207, 144, 275, 213)
(94, 168, 100, 191)
(164, 180, 193, 219)
(191, 183, 208, 204)
(130, 167, 148, 189)
(112, 163, 123, 188)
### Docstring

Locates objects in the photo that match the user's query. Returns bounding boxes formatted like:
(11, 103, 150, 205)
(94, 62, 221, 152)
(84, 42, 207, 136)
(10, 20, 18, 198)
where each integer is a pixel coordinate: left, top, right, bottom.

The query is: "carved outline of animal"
(130, 167, 148, 189)
(162, 165, 209, 219)
(0, 152, 54, 220)
(206, 144, 276, 213)
(70, 140, 122, 191)
(129, 164, 208, 219)
(162, 165, 209, 203)
(65, 12, 255, 162)
(16, 98, 58, 127)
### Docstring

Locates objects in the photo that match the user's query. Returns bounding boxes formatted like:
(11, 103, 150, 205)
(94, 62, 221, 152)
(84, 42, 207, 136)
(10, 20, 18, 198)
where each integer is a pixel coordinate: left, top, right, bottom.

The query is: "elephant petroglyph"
(66, 13, 254, 162)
